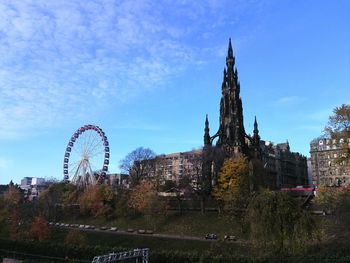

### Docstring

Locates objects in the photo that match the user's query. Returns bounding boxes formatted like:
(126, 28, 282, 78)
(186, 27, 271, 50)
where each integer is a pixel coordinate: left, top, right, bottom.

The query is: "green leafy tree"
(39, 182, 77, 220)
(247, 189, 319, 252)
(315, 185, 342, 213)
(9, 211, 22, 241)
(65, 230, 88, 247)
(0, 196, 8, 235)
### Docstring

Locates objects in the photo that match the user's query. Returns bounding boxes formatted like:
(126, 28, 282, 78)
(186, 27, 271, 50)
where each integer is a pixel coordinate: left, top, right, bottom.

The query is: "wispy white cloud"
(0, 0, 196, 139)
(0, 0, 263, 139)
(274, 96, 305, 107)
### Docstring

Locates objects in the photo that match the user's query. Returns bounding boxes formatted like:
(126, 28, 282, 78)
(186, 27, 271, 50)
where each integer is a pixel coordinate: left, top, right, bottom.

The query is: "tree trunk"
(200, 195, 206, 214)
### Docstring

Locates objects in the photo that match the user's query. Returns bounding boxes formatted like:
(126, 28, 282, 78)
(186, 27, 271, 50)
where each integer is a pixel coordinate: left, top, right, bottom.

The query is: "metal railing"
(91, 248, 149, 263)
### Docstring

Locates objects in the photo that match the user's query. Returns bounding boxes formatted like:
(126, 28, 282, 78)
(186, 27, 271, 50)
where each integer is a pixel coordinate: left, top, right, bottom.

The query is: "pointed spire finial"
(253, 116, 260, 145)
(204, 114, 211, 146)
(228, 38, 233, 57)
(226, 38, 235, 66)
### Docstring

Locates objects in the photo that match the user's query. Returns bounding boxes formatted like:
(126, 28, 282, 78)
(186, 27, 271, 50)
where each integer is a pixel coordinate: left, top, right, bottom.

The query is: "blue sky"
(0, 0, 349, 184)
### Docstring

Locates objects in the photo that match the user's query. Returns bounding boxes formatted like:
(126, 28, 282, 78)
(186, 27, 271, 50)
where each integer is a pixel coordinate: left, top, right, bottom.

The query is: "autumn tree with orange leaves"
(128, 181, 163, 216)
(324, 104, 350, 163)
(79, 184, 116, 218)
(3, 183, 23, 211)
(30, 216, 50, 241)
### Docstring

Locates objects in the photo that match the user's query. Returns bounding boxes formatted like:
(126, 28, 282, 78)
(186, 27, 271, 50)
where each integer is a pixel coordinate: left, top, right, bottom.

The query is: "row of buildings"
(135, 39, 309, 190)
(16, 40, 348, 196)
(139, 39, 349, 190)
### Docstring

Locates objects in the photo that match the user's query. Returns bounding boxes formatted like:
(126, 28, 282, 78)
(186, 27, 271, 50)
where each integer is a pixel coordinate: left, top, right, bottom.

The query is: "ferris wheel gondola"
(63, 124, 110, 189)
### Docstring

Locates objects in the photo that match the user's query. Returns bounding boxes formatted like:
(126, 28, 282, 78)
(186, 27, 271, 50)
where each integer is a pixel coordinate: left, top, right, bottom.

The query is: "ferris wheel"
(63, 124, 110, 189)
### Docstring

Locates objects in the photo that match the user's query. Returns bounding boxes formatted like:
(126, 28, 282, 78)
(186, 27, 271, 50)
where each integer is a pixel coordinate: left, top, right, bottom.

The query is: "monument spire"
(204, 114, 211, 147)
(252, 116, 260, 146)
(216, 38, 247, 156)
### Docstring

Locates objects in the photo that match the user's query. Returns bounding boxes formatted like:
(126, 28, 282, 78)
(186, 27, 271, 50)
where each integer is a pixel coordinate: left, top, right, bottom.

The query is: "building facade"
(310, 137, 350, 186)
(148, 150, 202, 186)
(258, 140, 308, 188)
(107, 173, 129, 188)
(144, 39, 308, 189)
(203, 39, 308, 188)
(20, 177, 47, 201)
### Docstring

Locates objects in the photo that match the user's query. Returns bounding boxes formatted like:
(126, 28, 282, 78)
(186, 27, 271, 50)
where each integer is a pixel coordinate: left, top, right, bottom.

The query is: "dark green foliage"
(38, 182, 78, 220)
(247, 190, 319, 253)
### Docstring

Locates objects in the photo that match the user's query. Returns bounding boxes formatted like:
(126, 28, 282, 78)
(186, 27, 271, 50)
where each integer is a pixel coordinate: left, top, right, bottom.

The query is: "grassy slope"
(62, 211, 245, 239)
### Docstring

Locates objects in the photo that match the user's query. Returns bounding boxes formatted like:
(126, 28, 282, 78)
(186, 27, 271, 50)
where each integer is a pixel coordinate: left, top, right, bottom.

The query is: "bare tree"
(119, 147, 156, 186)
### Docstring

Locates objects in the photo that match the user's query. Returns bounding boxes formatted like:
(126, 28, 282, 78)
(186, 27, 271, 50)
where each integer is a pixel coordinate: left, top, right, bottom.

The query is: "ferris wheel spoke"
(69, 161, 81, 175)
(70, 166, 82, 180)
(89, 149, 105, 160)
(86, 133, 102, 155)
(69, 158, 82, 167)
(82, 131, 93, 156)
(87, 131, 99, 151)
(74, 138, 85, 157)
(88, 141, 104, 158)
(71, 144, 81, 156)
(71, 162, 83, 182)
(78, 131, 91, 156)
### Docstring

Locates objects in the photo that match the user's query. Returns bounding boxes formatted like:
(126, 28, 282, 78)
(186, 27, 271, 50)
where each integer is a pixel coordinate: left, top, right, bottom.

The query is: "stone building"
(310, 137, 350, 186)
(147, 150, 202, 187)
(144, 39, 308, 189)
(107, 173, 129, 188)
(202, 39, 308, 188)
(257, 140, 308, 188)
(19, 177, 47, 201)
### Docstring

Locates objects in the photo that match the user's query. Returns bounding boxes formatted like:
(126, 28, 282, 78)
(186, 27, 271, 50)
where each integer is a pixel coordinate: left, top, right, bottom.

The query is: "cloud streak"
(274, 96, 305, 107)
(0, 0, 263, 139)
(0, 0, 196, 139)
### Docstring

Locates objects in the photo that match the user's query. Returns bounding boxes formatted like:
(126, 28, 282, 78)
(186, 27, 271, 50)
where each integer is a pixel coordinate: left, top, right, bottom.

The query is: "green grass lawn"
(49, 227, 247, 254)
(62, 211, 245, 239)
